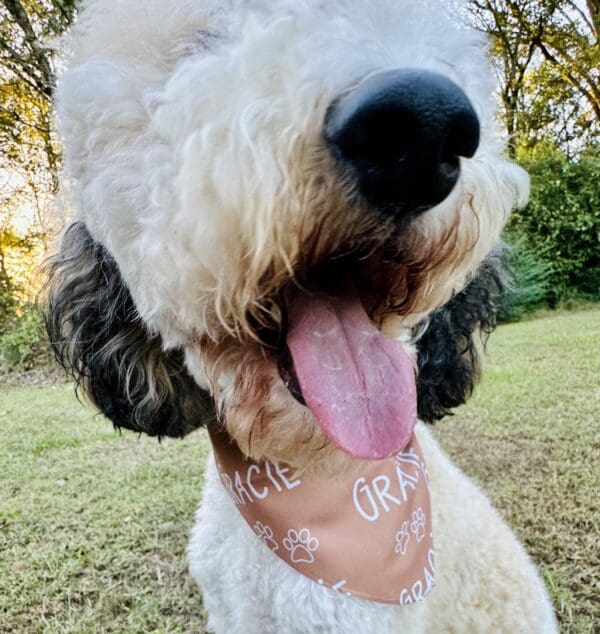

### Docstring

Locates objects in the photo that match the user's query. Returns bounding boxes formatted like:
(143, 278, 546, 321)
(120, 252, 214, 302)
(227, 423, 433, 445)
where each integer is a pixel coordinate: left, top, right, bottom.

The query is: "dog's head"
(47, 0, 528, 469)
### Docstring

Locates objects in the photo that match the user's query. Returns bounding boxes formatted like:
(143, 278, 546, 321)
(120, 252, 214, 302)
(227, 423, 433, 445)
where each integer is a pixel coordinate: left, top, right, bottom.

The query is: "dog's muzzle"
(324, 69, 480, 215)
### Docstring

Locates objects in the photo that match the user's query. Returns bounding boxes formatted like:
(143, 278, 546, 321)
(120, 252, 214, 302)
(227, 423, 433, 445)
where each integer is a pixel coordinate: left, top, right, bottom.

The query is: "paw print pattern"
(410, 508, 426, 543)
(253, 521, 278, 552)
(283, 528, 319, 564)
(395, 521, 410, 556)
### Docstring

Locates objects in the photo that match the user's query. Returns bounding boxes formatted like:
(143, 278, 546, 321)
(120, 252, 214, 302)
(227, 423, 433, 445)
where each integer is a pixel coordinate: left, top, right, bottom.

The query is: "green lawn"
(1, 308, 598, 633)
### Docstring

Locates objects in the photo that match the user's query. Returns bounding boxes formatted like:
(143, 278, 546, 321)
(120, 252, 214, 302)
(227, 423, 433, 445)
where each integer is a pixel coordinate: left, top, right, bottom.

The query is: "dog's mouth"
(275, 259, 418, 460)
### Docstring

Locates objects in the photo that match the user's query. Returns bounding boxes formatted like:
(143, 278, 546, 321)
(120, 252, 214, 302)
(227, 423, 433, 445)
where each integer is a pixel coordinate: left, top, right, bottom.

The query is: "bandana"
(209, 428, 435, 606)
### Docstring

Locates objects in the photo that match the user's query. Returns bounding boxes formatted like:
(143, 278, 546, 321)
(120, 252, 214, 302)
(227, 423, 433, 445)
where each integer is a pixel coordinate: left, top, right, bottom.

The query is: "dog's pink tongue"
(287, 290, 417, 460)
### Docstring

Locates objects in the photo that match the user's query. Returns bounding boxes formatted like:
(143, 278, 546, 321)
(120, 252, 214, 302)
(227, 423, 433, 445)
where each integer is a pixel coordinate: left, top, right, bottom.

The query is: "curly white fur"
(57, 0, 528, 347)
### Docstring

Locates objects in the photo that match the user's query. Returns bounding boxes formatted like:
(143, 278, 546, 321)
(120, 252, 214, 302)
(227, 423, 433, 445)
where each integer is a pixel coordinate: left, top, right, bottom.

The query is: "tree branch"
(2, 0, 55, 96)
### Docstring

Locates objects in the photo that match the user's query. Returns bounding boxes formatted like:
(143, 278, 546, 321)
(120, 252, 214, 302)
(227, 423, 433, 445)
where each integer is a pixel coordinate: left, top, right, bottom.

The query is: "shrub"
(497, 239, 552, 322)
(510, 143, 600, 304)
(0, 305, 51, 371)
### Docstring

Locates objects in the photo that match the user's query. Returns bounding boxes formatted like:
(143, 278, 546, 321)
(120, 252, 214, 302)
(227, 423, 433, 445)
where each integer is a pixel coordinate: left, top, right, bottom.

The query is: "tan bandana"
(209, 428, 435, 605)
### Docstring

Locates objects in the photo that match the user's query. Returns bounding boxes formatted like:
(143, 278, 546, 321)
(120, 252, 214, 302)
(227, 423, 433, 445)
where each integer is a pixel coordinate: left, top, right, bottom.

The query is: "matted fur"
(46, 0, 557, 631)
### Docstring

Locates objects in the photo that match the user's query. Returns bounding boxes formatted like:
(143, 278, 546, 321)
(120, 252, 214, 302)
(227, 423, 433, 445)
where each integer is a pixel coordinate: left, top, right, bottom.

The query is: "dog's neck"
(208, 426, 436, 606)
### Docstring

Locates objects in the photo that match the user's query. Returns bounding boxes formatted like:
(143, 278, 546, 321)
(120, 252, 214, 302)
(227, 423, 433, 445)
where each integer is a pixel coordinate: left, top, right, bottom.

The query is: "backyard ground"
(1, 307, 598, 633)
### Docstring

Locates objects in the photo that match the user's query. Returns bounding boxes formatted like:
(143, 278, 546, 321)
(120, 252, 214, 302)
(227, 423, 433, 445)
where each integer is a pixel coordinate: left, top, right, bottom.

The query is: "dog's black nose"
(325, 69, 480, 214)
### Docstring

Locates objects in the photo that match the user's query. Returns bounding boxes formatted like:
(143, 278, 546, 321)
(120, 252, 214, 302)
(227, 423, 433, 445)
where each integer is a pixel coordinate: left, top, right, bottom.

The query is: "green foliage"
(498, 238, 553, 322)
(509, 143, 600, 305)
(0, 266, 17, 334)
(0, 303, 49, 370)
(0, 227, 42, 341)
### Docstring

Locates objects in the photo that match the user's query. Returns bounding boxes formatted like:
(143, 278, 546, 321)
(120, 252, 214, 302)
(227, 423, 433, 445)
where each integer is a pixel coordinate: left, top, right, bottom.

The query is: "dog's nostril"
(325, 69, 480, 214)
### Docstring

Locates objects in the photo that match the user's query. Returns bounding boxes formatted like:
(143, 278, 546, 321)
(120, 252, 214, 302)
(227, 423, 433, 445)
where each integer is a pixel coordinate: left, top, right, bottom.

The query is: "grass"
(435, 308, 600, 633)
(1, 308, 599, 633)
(0, 388, 211, 633)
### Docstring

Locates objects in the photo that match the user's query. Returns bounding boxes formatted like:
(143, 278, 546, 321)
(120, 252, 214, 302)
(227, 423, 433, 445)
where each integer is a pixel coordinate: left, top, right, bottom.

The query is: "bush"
(510, 143, 600, 304)
(497, 238, 553, 322)
(0, 305, 51, 371)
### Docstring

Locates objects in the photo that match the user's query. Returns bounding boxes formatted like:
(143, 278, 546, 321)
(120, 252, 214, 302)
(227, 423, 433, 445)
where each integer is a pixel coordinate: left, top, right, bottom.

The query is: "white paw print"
(395, 521, 410, 556)
(253, 521, 278, 552)
(410, 508, 426, 543)
(283, 528, 319, 564)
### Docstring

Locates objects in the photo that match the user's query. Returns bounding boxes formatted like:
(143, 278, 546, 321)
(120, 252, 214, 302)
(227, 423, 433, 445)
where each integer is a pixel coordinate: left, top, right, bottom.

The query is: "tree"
(529, 1, 599, 138)
(468, 0, 600, 155)
(0, 1, 77, 318)
(0, 0, 77, 191)
(468, 0, 548, 155)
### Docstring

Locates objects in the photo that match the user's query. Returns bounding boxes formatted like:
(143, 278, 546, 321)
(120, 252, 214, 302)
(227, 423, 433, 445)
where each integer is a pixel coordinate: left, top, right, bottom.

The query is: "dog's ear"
(44, 222, 215, 437)
(416, 252, 507, 423)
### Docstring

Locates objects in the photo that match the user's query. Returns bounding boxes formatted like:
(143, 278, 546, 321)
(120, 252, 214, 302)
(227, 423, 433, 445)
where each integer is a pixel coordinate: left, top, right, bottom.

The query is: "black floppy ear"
(44, 222, 215, 437)
(416, 252, 507, 423)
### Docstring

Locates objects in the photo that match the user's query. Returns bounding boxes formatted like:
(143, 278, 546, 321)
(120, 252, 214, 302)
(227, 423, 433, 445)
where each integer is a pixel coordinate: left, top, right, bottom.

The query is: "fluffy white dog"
(47, 0, 558, 631)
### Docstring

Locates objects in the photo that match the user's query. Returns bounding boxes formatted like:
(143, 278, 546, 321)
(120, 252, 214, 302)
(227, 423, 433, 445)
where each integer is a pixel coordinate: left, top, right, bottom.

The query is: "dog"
(46, 1, 558, 631)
